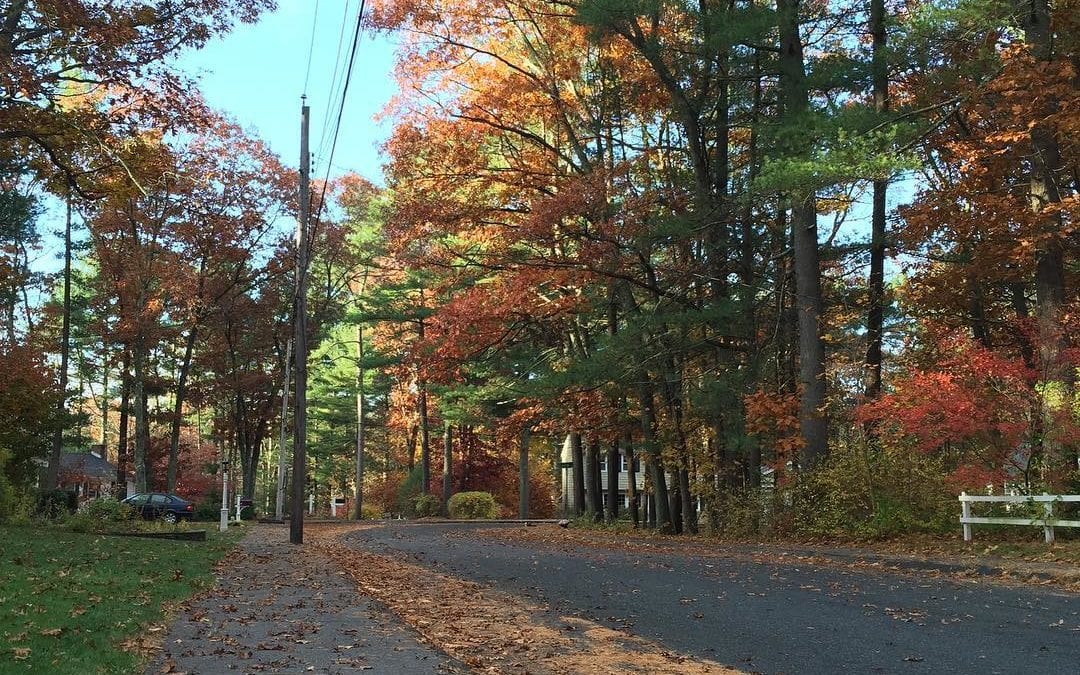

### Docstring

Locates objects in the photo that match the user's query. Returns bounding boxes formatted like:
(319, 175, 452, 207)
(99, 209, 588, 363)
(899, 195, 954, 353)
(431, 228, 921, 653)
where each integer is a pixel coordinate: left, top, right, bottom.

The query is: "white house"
(557, 435, 644, 514)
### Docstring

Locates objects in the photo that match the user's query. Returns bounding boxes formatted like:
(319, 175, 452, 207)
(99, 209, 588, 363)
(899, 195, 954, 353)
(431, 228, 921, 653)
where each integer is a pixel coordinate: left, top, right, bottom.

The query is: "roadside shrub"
(0, 459, 13, 523)
(394, 466, 424, 516)
(79, 497, 136, 522)
(1, 487, 36, 525)
(67, 497, 136, 533)
(774, 444, 955, 539)
(413, 493, 442, 518)
(447, 491, 499, 519)
(36, 489, 77, 519)
(701, 487, 773, 538)
(193, 490, 223, 521)
(359, 502, 384, 520)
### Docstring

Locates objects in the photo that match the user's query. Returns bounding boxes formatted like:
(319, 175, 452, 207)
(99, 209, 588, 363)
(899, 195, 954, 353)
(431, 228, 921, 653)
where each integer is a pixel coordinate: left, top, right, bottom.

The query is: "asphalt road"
(342, 523, 1079, 675)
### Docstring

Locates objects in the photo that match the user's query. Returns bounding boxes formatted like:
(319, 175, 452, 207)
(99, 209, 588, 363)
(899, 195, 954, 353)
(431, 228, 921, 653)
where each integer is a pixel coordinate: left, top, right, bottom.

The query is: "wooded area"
(1, 0, 1077, 537)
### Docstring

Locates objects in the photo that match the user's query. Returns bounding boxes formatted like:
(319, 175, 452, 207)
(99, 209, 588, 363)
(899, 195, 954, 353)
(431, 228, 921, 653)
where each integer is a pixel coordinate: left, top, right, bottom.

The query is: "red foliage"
(146, 431, 217, 501)
(0, 345, 57, 478)
(856, 333, 1034, 453)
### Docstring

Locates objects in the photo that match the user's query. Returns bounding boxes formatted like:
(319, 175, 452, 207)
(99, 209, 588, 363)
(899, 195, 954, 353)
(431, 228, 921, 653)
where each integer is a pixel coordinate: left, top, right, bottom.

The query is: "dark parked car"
(122, 493, 195, 524)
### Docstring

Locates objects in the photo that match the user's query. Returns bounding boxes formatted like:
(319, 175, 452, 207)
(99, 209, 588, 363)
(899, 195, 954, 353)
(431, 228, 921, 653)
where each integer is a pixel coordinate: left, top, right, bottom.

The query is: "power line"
(317, 0, 356, 161)
(311, 0, 365, 236)
(302, 0, 321, 96)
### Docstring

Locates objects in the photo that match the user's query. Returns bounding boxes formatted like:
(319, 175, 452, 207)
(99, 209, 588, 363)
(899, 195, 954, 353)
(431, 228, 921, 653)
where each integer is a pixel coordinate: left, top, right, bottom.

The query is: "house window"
(620, 454, 641, 473)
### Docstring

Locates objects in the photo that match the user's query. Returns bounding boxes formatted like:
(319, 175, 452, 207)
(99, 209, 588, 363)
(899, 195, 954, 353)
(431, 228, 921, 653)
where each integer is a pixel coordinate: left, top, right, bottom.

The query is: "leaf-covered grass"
(0, 524, 241, 674)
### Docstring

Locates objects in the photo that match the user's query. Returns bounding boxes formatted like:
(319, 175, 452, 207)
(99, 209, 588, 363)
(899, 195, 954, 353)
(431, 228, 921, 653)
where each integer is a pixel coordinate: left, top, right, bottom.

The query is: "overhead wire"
(311, 0, 366, 238)
(301, 0, 321, 97)
(316, 0, 356, 162)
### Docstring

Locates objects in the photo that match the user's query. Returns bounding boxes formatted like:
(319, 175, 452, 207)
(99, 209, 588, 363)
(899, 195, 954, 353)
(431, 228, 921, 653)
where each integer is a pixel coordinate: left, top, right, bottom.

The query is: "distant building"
(557, 436, 643, 514)
(56, 445, 134, 500)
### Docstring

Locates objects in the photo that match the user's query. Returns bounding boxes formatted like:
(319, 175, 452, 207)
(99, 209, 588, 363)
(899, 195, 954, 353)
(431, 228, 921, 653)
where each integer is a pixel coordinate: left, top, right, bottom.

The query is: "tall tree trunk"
(116, 350, 130, 495)
(417, 293, 431, 493)
(585, 437, 601, 520)
(132, 340, 149, 493)
(606, 440, 619, 522)
(571, 432, 585, 516)
(418, 381, 430, 493)
(233, 393, 247, 501)
(670, 484, 683, 535)
(968, 272, 992, 348)
(100, 364, 108, 448)
(518, 427, 531, 519)
(638, 377, 673, 532)
(442, 423, 453, 516)
(678, 468, 696, 534)
(1021, 0, 1073, 483)
(459, 425, 471, 491)
(625, 432, 639, 527)
(407, 423, 418, 471)
(778, 0, 828, 468)
(661, 358, 697, 534)
(864, 0, 889, 400)
(43, 187, 73, 492)
(167, 325, 198, 492)
(243, 423, 267, 502)
(354, 324, 365, 520)
(1010, 283, 1036, 368)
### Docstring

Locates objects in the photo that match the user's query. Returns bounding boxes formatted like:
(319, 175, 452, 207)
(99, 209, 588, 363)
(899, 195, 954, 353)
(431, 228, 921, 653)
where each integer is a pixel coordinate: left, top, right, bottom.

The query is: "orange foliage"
(744, 390, 804, 468)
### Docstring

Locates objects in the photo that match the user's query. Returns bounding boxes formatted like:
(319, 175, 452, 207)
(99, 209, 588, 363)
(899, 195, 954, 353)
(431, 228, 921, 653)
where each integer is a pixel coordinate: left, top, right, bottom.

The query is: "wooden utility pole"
(290, 101, 311, 545)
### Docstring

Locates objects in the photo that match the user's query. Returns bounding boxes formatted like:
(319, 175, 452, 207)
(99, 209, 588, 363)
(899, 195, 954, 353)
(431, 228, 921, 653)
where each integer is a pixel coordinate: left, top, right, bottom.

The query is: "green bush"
(0, 448, 11, 522)
(700, 487, 773, 538)
(79, 497, 136, 522)
(413, 493, 442, 518)
(394, 466, 425, 516)
(1, 487, 36, 526)
(447, 491, 499, 519)
(67, 497, 137, 533)
(775, 444, 955, 539)
(359, 502, 384, 520)
(36, 489, 78, 519)
(193, 491, 224, 521)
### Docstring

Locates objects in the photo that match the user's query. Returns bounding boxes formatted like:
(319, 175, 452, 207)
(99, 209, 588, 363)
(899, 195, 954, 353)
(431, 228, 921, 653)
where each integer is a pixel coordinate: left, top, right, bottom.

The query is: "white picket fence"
(959, 492, 1080, 543)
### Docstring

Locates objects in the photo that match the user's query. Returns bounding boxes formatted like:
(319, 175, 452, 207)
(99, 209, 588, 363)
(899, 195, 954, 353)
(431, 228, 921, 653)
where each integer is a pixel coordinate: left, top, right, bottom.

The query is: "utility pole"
(275, 337, 292, 520)
(290, 101, 310, 545)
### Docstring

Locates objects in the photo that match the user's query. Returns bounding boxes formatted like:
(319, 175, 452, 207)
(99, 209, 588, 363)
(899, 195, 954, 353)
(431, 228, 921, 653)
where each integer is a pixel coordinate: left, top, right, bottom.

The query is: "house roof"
(59, 452, 117, 481)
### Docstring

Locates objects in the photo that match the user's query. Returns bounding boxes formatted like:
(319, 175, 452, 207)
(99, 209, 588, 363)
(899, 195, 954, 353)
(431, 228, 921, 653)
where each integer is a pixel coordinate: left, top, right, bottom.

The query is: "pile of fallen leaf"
(307, 524, 740, 674)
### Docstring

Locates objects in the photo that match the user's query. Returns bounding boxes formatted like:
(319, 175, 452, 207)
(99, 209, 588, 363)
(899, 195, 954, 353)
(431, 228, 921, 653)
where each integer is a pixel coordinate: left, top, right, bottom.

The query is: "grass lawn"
(0, 523, 241, 674)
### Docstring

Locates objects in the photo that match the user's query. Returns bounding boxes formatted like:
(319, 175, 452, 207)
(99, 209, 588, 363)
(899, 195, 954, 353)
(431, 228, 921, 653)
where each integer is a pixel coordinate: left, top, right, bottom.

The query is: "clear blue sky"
(178, 1, 398, 185)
